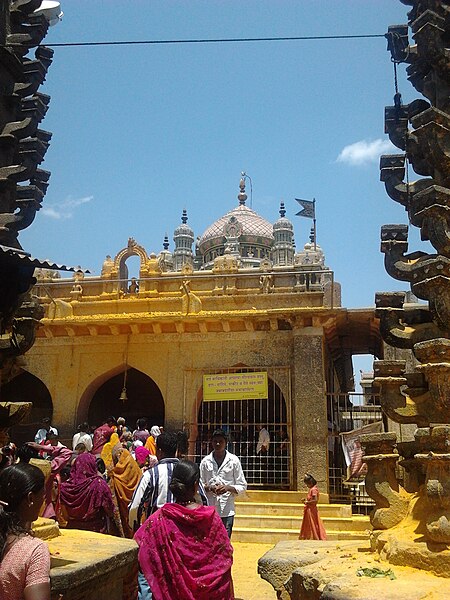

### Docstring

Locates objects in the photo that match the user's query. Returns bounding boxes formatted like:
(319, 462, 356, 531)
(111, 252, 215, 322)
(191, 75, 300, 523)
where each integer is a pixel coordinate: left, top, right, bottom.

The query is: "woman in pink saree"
(60, 452, 115, 533)
(299, 473, 327, 541)
(135, 459, 234, 600)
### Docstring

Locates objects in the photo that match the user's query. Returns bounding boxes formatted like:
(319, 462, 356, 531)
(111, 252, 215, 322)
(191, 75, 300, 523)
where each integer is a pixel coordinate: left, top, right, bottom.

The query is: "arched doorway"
(88, 368, 164, 431)
(0, 371, 53, 446)
(195, 368, 290, 488)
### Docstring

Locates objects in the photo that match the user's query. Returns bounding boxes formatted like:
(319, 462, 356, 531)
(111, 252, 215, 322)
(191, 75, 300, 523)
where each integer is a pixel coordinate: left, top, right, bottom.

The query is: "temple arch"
(193, 366, 290, 488)
(0, 370, 53, 445)
(81, 367, 164, 431)
(113, 238, 150, 292)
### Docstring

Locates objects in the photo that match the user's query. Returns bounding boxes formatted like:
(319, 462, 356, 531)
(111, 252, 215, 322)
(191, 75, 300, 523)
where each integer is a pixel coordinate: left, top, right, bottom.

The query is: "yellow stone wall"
(12, 258, 379, 494)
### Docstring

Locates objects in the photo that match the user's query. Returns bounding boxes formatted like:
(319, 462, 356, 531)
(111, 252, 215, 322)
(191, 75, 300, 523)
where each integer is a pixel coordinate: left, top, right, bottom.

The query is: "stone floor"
(232, 542, 276, 600)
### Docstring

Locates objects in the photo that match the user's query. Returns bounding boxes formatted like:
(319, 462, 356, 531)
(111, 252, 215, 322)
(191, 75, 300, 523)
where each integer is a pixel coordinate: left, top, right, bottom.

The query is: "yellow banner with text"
(203, 372, 268, 401)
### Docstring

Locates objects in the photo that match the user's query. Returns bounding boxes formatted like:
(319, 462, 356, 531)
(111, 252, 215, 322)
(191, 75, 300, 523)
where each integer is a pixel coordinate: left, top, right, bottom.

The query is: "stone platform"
(47, 529, 138, 600)
(258, 540, 450, 600)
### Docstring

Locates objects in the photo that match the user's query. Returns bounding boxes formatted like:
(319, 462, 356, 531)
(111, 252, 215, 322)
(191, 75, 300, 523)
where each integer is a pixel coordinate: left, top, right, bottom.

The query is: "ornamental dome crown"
(273, 201, 294, 232)
(198, 176, 274, 257)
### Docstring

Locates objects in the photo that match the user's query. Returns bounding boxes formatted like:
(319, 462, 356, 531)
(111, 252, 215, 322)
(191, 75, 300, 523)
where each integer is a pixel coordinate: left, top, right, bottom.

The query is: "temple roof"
(198, 203, 274, 251)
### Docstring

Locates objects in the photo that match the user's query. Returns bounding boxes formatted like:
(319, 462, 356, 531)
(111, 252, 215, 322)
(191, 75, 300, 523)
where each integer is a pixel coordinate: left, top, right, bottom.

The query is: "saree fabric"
(299, 485, 327, 540)
(60, 453, 114, 533)
(109, 448, 142, 538)
(100, 433, 120, 470)
(135, 503, 234, 600)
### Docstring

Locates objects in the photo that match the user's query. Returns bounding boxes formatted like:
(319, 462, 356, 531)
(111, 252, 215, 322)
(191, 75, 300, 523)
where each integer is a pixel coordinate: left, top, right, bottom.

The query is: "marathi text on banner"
(203, 372, 268, 401)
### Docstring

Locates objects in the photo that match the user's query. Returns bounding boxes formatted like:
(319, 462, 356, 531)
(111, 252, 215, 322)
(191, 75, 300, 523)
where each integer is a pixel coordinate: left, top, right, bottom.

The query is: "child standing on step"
(299, 473, 327, 540)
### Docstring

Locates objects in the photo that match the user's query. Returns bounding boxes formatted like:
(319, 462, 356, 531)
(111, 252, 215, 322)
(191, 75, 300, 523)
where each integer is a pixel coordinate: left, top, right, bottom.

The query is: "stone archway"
(0, 371, 53, 445)
(113, 238, 149, 292)
(86, 367, 164, 431)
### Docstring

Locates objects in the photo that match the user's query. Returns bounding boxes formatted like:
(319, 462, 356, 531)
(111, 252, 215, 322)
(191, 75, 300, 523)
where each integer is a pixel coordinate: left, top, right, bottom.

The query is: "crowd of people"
(0, 415, 326, 599)
(0, 417, 253, 600)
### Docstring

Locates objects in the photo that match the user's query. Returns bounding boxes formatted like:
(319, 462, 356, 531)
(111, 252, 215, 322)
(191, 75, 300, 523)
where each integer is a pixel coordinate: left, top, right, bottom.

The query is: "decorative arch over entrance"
(113, 238, 150, 292)
(194, 366, 290, 488)
(87, 367, 164, 431)
(0, 371, 53, 445)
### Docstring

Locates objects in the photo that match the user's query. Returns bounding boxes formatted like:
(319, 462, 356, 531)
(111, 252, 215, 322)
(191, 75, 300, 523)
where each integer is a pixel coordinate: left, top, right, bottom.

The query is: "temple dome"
(198, 203, 274, 251)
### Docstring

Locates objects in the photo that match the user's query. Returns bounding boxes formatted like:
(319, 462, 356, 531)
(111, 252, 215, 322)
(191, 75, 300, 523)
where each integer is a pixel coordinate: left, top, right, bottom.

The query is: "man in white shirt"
(200, 429, 247, 538)
(72, 422, 93, 452)
(34, 417, 58, 444)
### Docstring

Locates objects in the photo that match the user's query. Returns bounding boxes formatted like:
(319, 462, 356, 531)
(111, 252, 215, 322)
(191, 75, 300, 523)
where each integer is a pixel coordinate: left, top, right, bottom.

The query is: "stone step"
(235, 502, 352, 518)
(234, 514, 370, 532)
(240, 490, 309, 503)
(232, 527, 369, 544)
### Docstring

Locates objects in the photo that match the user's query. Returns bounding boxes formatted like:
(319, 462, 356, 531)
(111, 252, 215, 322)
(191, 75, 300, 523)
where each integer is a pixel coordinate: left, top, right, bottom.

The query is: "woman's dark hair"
(0, 463, 45, 559)
(16, 444, 40, 464)
(169, 460, 199, 503)
(136, 418, 147, 431)
(78, 422, 89, 433)
(96, 458, 106, 474)
(304, 473, 317, 486)
(176, 431, 189, 458)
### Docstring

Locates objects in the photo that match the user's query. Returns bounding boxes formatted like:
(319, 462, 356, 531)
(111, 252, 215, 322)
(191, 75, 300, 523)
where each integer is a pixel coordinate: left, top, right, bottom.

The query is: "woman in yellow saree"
(109, 446, 142, 538)
(100, 432, 120, 471)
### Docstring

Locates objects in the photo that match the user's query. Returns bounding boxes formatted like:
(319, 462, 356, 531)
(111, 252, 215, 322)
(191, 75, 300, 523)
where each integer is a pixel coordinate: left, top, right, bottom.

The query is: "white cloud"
(41, 195, 93, 219)
(336, 139, 395, 166)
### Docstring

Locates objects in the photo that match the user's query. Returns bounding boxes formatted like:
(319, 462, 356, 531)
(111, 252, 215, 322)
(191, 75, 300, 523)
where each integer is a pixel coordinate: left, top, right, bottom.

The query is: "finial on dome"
(279, 201, 286, 218)
(238, 172, 247, 205)
(163, 234, 169, 250)
(181, 209, 188, 224)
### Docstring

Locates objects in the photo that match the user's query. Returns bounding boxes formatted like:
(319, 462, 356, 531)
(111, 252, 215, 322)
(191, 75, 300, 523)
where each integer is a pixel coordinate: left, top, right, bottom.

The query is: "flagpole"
(313, 198, 316, 251)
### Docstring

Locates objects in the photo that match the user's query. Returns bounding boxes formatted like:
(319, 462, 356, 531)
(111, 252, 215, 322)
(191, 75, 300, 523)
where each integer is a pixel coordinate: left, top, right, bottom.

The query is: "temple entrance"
(194, 368, 291, 488)
(88, 368, 164, 431)
(0, 371, 53, 446)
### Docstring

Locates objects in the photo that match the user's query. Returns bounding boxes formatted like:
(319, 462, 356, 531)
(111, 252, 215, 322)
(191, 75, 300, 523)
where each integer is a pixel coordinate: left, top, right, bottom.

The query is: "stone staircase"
(233, 490, 371, 544)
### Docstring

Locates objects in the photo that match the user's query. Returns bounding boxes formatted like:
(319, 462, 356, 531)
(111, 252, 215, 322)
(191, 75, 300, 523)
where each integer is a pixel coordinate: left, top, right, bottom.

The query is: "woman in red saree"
(299, 473, 327, 541)
(135, 459, 234, 600)
(60, 452, 115, 533)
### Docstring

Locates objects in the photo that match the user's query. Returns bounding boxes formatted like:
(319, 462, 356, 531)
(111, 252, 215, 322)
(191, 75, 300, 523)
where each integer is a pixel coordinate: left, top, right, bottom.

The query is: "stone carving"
(259, 274, 274, 294)
(180, 280, 202, 315)
(128, 278, 139, 294)
(101, 255, 114, 277)
(70, 283, 83, 301)
(360, 433, 410, 530)
(0, 1, 55, 374)
(47, 298, 73, 320)
(364, 0, 450, 567)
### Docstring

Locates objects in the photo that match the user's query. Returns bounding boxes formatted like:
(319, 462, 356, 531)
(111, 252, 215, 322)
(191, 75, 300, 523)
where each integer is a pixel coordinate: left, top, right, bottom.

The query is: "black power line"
(3, 32, 385, 49)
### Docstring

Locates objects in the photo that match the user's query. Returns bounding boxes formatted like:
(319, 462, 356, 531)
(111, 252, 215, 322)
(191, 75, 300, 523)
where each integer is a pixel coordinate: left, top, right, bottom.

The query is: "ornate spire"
(163, 234, 169, 251)
(181, 209, 188, 224)
(279, 201, 286, 218)
(238, 173, 247, 206)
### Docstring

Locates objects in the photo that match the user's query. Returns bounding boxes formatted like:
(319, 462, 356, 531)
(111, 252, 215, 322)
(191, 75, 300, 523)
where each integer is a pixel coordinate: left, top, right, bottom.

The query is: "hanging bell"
(119, 387, 128, 402)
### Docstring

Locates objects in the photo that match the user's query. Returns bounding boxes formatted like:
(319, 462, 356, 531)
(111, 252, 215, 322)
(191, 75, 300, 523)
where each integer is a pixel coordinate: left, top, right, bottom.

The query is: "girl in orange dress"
(299, 473, 327, 540)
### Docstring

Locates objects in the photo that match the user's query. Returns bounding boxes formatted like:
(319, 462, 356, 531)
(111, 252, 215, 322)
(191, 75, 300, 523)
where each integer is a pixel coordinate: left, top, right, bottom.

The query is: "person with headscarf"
(100, 431, 120, 471)
(135, 460, 234, 600)
(134, 446, 157, 472)
(144, 426, 161, 456)
(109, 446, 142, 538)
(60, 453, 115, 534)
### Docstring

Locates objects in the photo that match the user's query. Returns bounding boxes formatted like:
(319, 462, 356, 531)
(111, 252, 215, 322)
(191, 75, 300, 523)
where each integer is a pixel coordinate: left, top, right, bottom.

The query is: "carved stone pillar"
(360, 432, 410, 530)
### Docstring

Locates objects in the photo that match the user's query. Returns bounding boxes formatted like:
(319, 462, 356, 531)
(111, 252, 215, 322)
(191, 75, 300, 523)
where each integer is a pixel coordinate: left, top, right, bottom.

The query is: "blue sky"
(22, 0, 419, 322)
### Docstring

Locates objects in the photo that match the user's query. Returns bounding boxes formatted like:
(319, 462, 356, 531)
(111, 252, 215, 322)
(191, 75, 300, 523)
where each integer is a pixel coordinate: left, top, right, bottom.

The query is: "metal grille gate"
(327, 392, 383, 513)
(191, 367, 292, 488)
